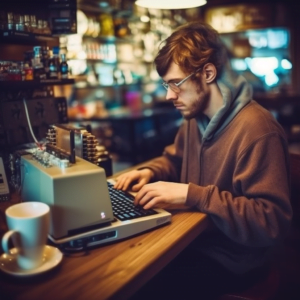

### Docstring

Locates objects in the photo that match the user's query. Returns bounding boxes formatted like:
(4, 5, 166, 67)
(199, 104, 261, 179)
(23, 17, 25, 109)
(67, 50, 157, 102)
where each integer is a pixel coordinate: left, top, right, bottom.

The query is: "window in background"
(220, 27, 292, 96)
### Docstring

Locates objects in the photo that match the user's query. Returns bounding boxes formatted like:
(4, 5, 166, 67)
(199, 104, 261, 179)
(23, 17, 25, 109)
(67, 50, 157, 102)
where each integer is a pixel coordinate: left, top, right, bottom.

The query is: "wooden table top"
(0, 168, 210, 300)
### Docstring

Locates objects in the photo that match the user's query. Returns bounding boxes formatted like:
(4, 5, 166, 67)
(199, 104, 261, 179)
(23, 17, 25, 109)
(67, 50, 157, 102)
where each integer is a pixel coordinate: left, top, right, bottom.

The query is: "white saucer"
(0, 245, 63, 277)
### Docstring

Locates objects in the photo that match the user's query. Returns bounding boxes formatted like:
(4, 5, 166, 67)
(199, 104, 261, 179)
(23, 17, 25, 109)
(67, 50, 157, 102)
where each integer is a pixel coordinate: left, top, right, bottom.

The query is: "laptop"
(20, 153, 172, 251)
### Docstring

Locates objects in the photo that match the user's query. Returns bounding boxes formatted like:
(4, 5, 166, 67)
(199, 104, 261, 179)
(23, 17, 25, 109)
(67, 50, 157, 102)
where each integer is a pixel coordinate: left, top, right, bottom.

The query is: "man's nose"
(165, 88, 178, 101)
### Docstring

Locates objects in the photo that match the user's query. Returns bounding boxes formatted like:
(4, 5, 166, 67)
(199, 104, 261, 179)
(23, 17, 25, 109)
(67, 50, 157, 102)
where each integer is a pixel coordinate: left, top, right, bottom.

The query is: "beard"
(182, 84, 210, 120)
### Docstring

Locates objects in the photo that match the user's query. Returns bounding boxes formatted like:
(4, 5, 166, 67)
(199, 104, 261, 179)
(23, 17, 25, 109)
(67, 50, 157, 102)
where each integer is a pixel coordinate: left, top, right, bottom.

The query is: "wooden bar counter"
(0, 171, 209, 300)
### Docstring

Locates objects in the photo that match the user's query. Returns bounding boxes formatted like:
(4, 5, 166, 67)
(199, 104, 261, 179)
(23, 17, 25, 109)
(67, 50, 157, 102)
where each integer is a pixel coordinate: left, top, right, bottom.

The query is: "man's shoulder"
(239, 100, 278, 124)
(236, 100, 286, 137)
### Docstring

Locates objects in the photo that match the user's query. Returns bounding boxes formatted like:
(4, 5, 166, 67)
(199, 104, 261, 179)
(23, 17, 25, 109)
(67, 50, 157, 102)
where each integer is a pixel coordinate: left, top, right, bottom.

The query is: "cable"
(22, 98, 43, 148)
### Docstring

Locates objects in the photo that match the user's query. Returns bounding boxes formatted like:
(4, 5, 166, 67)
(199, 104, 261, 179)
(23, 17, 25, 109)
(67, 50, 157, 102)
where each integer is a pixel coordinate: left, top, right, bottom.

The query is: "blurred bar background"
(1, 0, 300, 171)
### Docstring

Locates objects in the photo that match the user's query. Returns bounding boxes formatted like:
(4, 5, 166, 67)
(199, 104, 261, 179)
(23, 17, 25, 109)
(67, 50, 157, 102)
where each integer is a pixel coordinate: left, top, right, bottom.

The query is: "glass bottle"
(99, 12, 115, 37)
(49, 46, 60, 79)
(60, 53, 69, 79)
(9, 63, 22, 81)
(30, 15, 37, 33)
(24, 63, 34, 80)
(41, 46, 50, 79)
(19, 62, 25, 81)
(33, 46, 46, 80)
(24, 15, 30, 32)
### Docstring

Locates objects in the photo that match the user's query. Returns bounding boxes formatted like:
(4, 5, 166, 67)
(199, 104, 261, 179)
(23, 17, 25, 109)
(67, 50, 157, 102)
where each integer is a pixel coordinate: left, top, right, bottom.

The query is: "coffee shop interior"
(1, 0, 300, 169)
(0, 0, 300, 299)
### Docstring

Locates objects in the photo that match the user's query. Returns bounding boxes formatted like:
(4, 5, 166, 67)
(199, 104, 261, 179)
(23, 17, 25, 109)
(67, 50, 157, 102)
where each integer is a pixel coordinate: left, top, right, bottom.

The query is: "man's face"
(162, 62, 210, 120)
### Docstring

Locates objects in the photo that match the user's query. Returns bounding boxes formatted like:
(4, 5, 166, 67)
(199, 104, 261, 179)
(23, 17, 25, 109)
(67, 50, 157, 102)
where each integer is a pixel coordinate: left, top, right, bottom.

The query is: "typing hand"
(114, 169, 154, 192)
(134, 181, 189, 209)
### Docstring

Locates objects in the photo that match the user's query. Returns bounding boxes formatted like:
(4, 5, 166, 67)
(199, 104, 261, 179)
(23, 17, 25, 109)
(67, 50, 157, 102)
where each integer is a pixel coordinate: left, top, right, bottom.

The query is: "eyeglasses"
(162, 68, 201, 94)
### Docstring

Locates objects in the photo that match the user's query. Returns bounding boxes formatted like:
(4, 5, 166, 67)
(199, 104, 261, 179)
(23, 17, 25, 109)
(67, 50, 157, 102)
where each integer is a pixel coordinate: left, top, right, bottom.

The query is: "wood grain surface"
(0, 182, 209, 300)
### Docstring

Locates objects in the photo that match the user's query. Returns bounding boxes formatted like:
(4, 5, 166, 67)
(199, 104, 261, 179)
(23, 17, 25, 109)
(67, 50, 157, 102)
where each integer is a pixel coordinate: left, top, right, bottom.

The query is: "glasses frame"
(162, 68, 201, 93)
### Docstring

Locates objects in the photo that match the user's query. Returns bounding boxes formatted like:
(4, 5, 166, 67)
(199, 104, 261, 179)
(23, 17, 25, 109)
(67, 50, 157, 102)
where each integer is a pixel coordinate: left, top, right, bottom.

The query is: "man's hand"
(134, 181, 189, 209)
(114, 169, 154, 192)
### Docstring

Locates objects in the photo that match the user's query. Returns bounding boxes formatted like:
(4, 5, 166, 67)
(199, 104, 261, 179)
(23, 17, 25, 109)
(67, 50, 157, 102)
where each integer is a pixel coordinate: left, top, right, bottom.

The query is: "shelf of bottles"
(0, 10, 53, 42)
(0, 79, 74, 90)
(0, 29, 54, 42)
(0, 44, 73, 89)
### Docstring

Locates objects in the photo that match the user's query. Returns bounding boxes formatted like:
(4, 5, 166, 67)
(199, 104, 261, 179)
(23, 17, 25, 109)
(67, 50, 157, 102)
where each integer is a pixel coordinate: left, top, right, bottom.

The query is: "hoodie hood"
(197, 65, 253, 140)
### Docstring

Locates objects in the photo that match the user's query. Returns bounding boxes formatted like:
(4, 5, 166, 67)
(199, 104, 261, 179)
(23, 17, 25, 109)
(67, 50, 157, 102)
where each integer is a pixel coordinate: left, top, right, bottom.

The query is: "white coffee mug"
(2, 202, 50, 270)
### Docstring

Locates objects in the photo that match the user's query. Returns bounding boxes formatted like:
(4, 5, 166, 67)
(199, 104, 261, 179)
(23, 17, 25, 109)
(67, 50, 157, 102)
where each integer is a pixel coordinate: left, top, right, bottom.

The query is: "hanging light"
(135, 0, 207, 10)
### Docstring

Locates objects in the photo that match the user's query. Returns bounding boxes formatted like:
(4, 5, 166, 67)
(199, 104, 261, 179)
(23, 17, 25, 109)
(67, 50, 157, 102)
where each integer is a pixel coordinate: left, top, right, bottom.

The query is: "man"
(114, 22, 292, 299)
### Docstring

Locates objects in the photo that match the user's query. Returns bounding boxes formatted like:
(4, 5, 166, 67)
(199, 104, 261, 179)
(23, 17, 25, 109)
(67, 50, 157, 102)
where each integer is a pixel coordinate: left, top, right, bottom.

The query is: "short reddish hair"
(154, 21, 227, 79)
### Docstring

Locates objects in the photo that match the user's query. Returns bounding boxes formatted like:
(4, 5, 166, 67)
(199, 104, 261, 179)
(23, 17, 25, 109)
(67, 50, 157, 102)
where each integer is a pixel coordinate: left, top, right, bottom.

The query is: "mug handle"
(2, 230, 19, 254)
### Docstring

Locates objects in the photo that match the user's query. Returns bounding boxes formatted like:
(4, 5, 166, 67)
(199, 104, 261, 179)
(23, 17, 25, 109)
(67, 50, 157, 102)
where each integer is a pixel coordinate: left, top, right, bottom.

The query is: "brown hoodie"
(141, 71, 292, 274)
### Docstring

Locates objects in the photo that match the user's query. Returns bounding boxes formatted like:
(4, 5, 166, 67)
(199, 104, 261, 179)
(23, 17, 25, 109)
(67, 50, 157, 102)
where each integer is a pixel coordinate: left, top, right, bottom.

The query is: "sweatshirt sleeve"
(186, 133, 293, 248)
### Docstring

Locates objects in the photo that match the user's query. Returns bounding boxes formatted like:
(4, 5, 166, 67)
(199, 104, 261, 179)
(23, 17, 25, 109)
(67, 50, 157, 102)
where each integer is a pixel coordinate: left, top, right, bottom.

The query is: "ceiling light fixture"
(135, 0, 207, 10)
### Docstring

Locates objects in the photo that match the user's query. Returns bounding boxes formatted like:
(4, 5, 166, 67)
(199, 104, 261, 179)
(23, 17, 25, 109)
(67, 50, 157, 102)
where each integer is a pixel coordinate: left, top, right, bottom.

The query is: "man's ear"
(203, 63, 217, 83)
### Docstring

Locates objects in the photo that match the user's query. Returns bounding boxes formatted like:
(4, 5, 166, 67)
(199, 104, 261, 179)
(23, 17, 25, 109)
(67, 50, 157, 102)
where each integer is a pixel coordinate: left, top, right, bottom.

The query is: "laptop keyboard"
(107, 182, 158, 221)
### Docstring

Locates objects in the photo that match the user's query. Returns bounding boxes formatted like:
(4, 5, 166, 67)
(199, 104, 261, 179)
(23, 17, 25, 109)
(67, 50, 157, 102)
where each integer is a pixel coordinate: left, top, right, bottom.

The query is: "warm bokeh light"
(135, 0, 207, 9)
